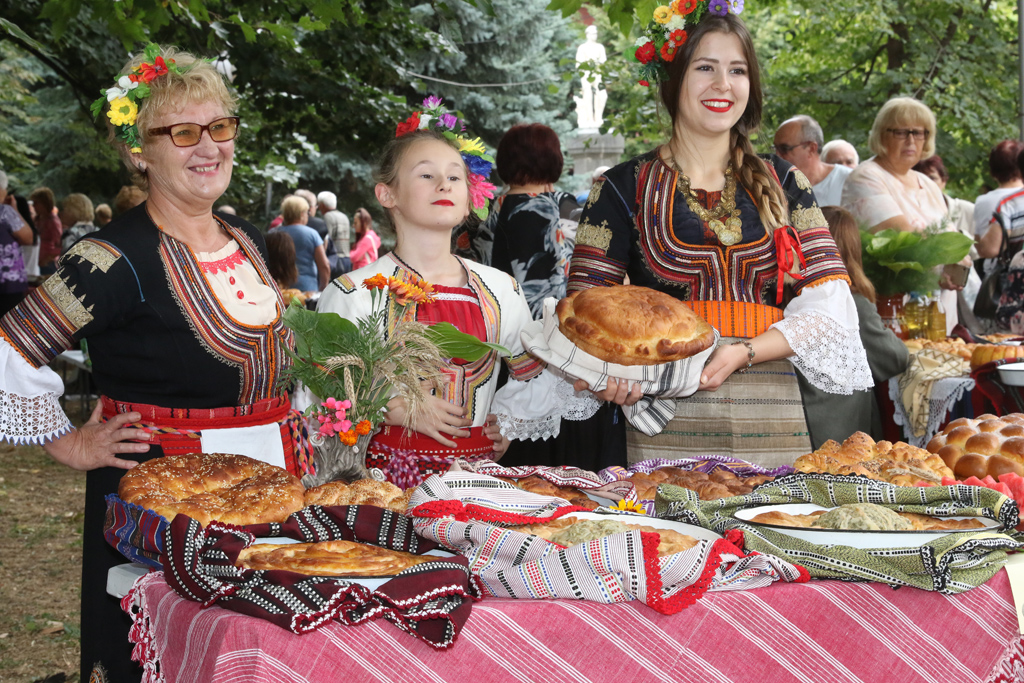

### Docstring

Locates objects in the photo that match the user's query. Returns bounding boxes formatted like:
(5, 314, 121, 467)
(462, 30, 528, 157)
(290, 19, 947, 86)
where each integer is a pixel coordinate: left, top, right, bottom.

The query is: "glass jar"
(926, 291, 946, 341)
(903, 295, 927, 339)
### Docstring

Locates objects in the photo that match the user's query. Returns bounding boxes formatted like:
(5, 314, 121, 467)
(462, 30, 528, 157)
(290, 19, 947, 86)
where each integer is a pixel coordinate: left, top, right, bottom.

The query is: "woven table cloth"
(126, 569, 1023, 683)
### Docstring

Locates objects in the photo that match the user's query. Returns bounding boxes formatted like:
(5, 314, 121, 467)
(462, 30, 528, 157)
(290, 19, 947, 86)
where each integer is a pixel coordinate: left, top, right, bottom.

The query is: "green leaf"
(426, 322, 510, 361)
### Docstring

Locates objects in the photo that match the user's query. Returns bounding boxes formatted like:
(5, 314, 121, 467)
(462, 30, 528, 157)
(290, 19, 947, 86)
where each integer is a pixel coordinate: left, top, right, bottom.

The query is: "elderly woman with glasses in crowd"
(841, 96, 961, 332)
(0, 46, 309, 682)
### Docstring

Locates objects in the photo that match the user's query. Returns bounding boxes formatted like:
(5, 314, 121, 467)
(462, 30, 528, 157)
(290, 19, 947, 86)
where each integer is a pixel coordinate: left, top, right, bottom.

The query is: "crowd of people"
(0, 9, 1022, 680)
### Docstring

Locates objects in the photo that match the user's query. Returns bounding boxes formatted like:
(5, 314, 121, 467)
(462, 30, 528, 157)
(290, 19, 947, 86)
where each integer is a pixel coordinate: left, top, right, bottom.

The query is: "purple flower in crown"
(422, 95, 443, 109)
(729, 0, 744, 12)
(708, 0, 729, 15)
(438, 113, 459, 131)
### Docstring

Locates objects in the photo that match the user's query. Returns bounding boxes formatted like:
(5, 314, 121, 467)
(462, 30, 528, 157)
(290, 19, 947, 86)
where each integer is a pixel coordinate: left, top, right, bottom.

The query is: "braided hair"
(659, 14, 788, 233)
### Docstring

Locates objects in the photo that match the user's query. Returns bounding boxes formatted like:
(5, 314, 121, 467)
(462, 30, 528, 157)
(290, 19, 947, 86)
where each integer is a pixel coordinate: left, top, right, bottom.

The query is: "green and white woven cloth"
(655, 473, 1021, 593)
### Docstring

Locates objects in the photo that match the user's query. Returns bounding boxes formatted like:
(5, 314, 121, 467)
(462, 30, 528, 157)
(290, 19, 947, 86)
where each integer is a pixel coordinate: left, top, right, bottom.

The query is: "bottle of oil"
(903, 293, 927, 339)
(926, 290, 946, 341)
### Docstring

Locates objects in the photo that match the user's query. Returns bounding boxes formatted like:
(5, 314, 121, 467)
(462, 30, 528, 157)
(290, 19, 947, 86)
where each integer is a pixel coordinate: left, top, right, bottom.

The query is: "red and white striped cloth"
(125, 568, 1023, 683)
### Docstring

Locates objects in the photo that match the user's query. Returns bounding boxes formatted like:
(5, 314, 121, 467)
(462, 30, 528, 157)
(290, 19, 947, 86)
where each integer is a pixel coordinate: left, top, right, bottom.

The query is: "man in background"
(318, 190, 351, 276)
(821, 139, 860, 169)
(774, 115, 852, 206)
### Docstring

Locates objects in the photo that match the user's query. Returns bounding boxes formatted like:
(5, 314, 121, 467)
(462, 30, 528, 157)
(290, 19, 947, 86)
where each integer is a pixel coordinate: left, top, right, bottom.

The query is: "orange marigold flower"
(339, 430, 358, 446)
(355, 420, 373, 435)
(363, 274, 388, 290)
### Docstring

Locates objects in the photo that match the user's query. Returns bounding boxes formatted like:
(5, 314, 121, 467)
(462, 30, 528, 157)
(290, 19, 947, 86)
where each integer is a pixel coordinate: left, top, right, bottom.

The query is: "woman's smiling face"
(676, 31, 750, 141)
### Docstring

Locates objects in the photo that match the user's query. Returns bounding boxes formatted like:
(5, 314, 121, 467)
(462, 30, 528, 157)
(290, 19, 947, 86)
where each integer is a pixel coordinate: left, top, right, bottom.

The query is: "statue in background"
(574, 25, 607, 132)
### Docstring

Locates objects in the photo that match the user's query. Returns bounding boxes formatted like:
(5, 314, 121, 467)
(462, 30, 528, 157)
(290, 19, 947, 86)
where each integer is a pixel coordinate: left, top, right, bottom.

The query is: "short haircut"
(821, 139, 859, 166)
(95, 203, 112, 223)
(867, 97, 936, 158)
(990, 139, 1024, 184)
(912, 155, 948, 183)
(113, 185, 147, 216)
(317, 191, 337, 210)
(780, 115, 824, 152)
(108, 46, 237, 192)
(62, 193, 95, 225)
(496, 124, 564, 186)
(281, 195, 309, 225)
(294, 189, 317, 213)
(29, 186, 55, 213)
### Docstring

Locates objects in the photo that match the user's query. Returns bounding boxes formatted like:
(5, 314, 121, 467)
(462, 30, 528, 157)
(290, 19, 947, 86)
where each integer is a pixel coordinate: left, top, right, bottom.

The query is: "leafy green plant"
(860, 228, 973, 297)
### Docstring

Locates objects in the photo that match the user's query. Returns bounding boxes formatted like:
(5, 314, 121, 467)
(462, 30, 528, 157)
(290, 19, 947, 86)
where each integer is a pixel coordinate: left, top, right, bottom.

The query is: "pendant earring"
(138, 163, 146, 172)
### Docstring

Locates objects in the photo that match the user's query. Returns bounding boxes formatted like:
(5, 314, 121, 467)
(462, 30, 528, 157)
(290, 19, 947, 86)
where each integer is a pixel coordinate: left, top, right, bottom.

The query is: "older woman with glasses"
(0, 46, 308, 682)
(841, 96, 960, 331)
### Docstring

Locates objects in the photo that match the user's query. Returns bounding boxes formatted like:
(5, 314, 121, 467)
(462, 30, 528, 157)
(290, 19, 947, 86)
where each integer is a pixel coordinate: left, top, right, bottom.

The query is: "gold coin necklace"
(669, 159, 743, 246)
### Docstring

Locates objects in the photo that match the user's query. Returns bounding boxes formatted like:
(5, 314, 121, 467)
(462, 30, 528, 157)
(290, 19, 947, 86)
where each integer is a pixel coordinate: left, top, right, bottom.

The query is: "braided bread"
(793, 432, 953, 484)
(303, 479, 412, 515)
(118, 453, 305, 526)
(926, 414, 1024, 480)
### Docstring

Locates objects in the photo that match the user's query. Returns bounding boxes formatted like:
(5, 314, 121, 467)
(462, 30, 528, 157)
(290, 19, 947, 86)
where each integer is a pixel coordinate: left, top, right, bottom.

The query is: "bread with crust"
(236, 540, 442, 576)
(118, 453, 305, 526)
(556, 285, 715, 366)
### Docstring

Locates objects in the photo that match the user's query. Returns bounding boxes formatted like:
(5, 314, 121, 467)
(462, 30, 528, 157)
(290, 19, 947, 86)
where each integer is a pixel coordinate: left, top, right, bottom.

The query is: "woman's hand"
(384, 394, 472, 448)
(483, 413, 510, 461)
(572, 377, 643, 406)
(699, 343, 751, 391)
(42, 402, 150, 471)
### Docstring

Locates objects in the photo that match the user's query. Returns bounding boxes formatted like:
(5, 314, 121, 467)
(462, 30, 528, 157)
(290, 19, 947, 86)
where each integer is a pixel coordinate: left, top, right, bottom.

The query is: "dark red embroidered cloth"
(156, 505, 481, 649)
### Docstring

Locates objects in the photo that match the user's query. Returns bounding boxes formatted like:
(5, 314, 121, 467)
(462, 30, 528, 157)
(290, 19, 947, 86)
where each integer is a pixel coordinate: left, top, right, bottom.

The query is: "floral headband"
(633, 0, 744, 86)
(395, 96, 496, 220)
(90, 44, 183, 153)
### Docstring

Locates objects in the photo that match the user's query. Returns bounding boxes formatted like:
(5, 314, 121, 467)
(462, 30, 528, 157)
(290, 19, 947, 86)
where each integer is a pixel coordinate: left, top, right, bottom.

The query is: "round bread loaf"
(556, 285, 715, 366)
(118, 453, 306, 526)
(926, 413, 1024, 480)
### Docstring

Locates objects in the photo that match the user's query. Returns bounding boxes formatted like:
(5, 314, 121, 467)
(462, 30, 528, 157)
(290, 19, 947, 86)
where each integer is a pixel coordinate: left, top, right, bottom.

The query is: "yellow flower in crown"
(610, 499, 647, 514)
(458, 137, 486, 155)
(653, 5, 673, 23)
(107, 97, 138, 127)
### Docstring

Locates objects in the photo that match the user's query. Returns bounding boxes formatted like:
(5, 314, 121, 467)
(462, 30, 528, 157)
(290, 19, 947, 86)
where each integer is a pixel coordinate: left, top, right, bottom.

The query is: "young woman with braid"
(568, 13, 871, 468)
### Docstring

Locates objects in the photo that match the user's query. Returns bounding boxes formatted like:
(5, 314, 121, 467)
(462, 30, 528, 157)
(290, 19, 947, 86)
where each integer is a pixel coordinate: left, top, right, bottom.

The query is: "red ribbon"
(773, 225, 806, 304)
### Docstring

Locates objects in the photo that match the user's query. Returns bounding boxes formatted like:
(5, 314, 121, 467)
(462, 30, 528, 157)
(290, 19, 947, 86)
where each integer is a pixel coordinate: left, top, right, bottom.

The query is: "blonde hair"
(107, 46, 237, 191)
(822, 205, 876, 303)
(61, 193, 94, 225)
(867, 97, 936, 158)
(281, 195, 309, 225)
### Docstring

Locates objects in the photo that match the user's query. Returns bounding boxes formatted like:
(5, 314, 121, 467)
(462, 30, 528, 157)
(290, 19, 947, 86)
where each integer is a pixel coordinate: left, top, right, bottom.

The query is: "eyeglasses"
(886, 128, 930, 141)
(148, 116, 240, 147)
(774, 141, 812, 155)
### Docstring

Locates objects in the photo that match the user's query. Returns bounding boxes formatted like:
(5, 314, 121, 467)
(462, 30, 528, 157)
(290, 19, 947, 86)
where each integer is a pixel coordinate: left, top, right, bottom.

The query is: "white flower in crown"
(105, 76, 140, 102)
(666, 14, 686, 31)
(119, 75, 139, 91)
(635, 36, 653, 48)
(418, 114, 433, 130)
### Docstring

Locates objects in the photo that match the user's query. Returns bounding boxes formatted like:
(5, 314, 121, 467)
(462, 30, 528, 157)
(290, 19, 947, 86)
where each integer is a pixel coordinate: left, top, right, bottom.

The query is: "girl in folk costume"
(312, 99, 584, 486)
(569, 8, 872, 468)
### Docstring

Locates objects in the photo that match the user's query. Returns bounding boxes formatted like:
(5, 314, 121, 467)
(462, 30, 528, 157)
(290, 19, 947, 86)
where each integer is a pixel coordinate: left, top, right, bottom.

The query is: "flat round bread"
(556, 285, 715, 365)
(236, 540, 443, 576)
(118, 453, 305, 526)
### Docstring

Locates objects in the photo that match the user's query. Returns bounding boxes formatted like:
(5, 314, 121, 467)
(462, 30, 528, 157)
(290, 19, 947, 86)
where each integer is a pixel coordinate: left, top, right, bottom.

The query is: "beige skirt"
(626, 355, 811, 470)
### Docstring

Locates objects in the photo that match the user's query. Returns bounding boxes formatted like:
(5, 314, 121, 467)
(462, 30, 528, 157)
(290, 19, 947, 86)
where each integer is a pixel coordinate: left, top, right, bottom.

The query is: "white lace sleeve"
(490, 369, 601, 441)
(0, 338, 73, 444)
(773, 279, 873, 395)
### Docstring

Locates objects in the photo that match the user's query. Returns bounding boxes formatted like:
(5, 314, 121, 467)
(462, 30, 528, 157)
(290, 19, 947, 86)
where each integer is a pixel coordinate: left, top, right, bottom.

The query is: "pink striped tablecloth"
(130, 570, 1024, 683)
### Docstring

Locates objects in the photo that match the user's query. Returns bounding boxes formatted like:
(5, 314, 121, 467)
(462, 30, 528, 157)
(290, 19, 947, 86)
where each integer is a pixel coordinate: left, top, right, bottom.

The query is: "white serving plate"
(998, 363, 1024, 386)
(560, 510, 723, 545)
(251, 538, 455, 590)
(733, 503, 1000, 549)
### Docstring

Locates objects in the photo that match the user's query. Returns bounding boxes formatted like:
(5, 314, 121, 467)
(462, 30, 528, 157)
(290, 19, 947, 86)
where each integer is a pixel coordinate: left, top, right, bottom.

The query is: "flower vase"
(302, 428, 379, 488)
(876, 293, 909, 340)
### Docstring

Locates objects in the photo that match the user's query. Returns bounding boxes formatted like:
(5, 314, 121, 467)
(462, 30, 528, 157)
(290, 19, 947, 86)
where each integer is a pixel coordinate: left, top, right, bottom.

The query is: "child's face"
(377, 138, 469, 231)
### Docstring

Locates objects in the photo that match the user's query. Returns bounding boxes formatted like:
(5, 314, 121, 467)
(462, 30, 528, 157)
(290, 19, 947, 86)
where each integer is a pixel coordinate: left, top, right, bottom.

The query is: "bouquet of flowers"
(284, 275, 508, 485)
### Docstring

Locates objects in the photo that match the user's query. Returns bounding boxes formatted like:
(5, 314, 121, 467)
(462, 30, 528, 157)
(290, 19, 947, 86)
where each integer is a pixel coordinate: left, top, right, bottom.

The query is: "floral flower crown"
(395, 96, 496, 220)
(633, 0, 744, 87)
(90, 44, 183, 153)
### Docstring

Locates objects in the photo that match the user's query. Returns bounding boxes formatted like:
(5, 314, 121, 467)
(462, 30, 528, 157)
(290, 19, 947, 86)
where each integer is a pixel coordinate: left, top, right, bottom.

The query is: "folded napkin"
(156, 505, 481, 649)
(410, 471, 806, 615)
(521, 297, 719, 436)
(897, 348, 969, 437)
(655, 472, 1020, 593)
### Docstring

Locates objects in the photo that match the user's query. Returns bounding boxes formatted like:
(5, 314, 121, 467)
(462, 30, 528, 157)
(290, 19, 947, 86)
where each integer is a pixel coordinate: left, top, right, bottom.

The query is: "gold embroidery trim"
(790, 205, 827, 231)
(43, 275, 94, 330)
(64, 240, 120, 274)
(585, 180, 604, 209)
(791, 169, 813, 192)
(576, 219, 613, 253)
